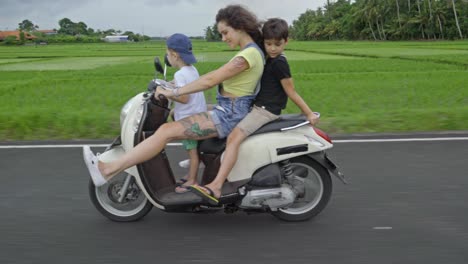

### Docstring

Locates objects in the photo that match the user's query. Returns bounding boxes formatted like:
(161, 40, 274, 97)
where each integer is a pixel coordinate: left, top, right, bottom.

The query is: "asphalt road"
(1, 136, 468, 264)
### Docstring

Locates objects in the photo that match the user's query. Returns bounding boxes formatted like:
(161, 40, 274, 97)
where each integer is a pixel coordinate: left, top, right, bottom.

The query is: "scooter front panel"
(121, 93, 146, 152)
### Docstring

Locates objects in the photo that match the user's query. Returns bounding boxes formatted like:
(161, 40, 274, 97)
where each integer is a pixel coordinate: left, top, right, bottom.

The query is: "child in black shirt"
(191, 18, 319, 200)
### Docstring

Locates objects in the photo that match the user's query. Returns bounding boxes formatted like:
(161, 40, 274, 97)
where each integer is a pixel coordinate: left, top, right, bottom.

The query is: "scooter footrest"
(160, 191, 203, 206)
(218, 192, 240, 205)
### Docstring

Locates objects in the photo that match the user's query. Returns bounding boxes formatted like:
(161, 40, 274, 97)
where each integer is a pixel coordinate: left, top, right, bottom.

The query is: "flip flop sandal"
(189, 185, 219, 206)
(175, 178, 188, 187)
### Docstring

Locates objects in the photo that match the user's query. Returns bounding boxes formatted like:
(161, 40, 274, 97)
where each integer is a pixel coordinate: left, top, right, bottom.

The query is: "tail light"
(313, 127, 332, 143)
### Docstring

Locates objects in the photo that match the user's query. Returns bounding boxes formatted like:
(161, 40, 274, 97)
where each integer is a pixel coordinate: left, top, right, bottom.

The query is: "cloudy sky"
(0, 0, 329, 36)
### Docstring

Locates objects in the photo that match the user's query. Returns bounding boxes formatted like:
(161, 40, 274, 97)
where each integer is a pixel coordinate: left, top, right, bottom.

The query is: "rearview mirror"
(164, 54, 172, 67)
(154, 57, 164, 74)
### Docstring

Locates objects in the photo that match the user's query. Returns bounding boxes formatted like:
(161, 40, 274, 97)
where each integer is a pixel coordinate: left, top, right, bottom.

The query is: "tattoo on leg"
(179, 115, 217, 138)
(190, 123, 217, 137)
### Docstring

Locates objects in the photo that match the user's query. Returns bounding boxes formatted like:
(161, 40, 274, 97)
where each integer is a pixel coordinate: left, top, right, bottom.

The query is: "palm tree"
(396, 0, 403, 30)
(364, 0, 386, 40)
(415, 0, 426, 38)
(365, 11, 378, 40)
(353, 0, 378, 40)
(427, 0, 434, 20)
(433, 0, 446, 39)
(377, 0, 391, 40)
(427, 0, 436, 39)
(451, 0, 463, 39)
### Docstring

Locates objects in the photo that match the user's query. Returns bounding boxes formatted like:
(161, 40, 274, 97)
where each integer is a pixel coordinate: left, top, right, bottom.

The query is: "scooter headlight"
(120, 98, 134, 128)
(132, 104, 145, 133)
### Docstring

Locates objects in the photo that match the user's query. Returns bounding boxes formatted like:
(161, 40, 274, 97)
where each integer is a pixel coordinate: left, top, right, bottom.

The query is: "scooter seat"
(198, 114, 307, 154)
(198, 137, 226, 154)
(252, 114, 307, 136)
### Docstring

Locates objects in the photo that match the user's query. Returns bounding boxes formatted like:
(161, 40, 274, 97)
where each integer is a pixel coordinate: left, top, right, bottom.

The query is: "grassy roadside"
(1, 40, 467, 140)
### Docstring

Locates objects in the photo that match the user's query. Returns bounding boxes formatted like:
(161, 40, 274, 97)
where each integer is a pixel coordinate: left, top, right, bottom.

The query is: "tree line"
(4, 18, 150, 45)
(202, 0, 466, 41)
(204, 23, 222, 41)
(6, 0, 466, 45)
(289, 0, 467, 41)
(55, 18, 150, 42)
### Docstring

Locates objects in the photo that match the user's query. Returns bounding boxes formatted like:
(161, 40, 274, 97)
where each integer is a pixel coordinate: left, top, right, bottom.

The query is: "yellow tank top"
(223, 46, 264, 96)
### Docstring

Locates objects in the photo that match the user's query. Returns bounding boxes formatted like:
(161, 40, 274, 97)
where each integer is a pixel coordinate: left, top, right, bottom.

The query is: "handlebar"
(147, 79, 178, 92)
(147, 80, 158, 92)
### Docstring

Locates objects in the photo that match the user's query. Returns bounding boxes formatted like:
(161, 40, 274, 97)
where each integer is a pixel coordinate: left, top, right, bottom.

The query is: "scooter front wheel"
(88, 172, 153, 222)
(271, 156, 332, 222)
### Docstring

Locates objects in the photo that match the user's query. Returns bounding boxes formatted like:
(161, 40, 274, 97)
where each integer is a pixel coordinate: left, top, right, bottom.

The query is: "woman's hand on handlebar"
(155, 86, 172, 99)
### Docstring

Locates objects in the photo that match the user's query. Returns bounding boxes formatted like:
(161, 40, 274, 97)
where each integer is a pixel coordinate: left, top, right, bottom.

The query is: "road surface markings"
(1, 137, 468, 149)
(373, 227, 393, 230)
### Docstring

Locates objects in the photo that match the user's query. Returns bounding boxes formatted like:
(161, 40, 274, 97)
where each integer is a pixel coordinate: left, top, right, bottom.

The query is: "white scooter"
(88, 57, 346, 222)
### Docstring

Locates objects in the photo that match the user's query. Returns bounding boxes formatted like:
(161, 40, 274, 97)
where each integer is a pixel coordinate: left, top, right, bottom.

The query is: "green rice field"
(1, 40, 467, 140)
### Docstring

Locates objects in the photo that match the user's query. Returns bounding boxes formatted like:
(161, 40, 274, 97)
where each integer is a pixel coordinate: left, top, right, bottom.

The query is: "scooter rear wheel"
(271, 156, 332, 222)
(88, 172, 153, 222)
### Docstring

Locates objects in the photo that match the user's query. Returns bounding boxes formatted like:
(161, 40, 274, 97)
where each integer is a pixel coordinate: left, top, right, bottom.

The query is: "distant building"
(0, 31, 36, 41)
(37, 29, 57, 36)
(103, 35, 129, 42)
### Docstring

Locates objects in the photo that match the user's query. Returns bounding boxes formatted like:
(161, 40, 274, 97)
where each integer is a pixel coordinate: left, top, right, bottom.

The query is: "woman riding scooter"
(83, 5, 265, 205)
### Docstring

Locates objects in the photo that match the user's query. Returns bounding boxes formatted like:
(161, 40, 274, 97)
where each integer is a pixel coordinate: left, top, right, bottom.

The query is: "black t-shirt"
(254, 55, 291, 115)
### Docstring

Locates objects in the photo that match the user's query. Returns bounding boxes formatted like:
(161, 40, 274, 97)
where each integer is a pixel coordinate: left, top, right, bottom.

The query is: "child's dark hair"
(262, 18, 289, 41)
(216, 5, 263, 50)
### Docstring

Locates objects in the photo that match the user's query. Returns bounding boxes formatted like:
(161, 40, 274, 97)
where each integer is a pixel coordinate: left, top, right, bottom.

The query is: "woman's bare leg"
(203, 127, 248, 198)
(99, 112, 218, 180)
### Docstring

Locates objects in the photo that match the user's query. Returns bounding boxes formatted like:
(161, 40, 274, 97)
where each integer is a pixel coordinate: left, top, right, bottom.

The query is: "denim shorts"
(209, 93, 255, 139)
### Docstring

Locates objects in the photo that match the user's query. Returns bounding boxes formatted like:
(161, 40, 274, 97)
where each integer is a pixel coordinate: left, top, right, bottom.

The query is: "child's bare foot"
(175, 178, 197, 193)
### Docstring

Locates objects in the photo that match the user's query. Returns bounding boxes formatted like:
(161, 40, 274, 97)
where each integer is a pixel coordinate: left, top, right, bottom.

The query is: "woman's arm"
(281, 78, 319, 125)
(166, 94, 189, 104)
(154, 79, 189, 103)
(157, 57, 249, 98)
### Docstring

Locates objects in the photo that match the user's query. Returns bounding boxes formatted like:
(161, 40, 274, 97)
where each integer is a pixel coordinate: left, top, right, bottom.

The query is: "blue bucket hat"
(166, 33, 197, 65)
